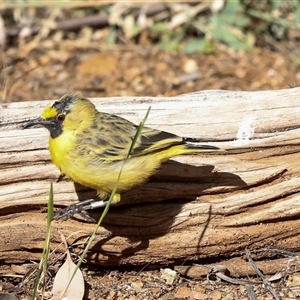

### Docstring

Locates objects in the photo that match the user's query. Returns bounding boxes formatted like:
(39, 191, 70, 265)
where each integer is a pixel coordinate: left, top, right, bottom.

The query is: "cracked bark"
(1, 88, 300, 274)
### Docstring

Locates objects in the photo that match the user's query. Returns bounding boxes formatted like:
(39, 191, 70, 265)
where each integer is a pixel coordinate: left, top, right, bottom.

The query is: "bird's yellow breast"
(49, 131, 75, 175)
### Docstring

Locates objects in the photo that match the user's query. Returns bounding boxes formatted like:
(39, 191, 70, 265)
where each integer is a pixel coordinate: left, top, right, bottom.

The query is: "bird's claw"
(52, 198, 112, 222)
(52, 199, 96, 222)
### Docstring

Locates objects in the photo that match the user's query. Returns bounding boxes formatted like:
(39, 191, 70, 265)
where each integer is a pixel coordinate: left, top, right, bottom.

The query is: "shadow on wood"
(1, 88, 300, 271)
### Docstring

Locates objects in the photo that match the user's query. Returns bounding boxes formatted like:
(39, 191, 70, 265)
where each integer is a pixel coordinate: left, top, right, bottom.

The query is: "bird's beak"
(23, 117, 51, 129)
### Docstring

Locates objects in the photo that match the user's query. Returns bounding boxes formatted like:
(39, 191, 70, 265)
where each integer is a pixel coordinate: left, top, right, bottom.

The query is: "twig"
(245, 284, 258, 300)
(172, 72, 202, 86)
(6, 13, 108, 37)
(245, 249, 280, 300)
(250, 248, 299, 257)
(5, 3, 167, 38)
(205, 265, 260, 286)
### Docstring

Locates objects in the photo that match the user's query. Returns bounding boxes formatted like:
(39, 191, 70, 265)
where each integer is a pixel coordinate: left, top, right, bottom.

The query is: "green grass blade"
(32, 183, 53, 300)
(58, 107, 151, 299)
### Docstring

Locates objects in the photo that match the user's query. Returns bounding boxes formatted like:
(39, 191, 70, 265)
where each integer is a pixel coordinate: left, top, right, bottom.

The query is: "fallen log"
(1, 88, 300, 272)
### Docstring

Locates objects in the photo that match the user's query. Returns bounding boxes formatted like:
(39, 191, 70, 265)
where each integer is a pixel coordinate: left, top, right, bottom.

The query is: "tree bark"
(1, 88, 300, 272)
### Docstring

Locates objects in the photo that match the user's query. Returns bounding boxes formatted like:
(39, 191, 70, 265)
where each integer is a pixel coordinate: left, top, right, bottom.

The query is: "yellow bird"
(24, 94, 219, 219)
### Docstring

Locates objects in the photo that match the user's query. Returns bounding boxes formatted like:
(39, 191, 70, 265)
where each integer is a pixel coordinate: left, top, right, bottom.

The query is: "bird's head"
(23, 94, 97, 138)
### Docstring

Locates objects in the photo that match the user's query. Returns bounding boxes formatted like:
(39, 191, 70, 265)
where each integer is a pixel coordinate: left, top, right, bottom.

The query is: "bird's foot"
(52, 198, 115, 222)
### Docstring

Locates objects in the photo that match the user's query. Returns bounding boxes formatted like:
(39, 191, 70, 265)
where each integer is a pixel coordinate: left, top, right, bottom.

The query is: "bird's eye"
(57, 114, 65, 122)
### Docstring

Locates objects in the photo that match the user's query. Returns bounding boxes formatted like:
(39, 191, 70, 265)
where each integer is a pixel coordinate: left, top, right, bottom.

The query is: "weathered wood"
(1, 89, 300, 271)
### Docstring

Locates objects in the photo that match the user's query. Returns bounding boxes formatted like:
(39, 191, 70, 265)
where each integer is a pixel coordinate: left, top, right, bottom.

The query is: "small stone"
(131, 280, 143, 293)
(183, 59, 198, 73)
(160, 268, 178, 285)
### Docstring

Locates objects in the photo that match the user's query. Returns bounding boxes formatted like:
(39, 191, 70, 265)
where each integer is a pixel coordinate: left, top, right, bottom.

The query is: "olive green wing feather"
(130, 125, 183, 156)
(84, 112, 184, 161)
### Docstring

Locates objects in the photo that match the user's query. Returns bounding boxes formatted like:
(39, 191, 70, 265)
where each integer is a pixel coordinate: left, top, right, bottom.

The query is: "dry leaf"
(50, 232, 84, 300)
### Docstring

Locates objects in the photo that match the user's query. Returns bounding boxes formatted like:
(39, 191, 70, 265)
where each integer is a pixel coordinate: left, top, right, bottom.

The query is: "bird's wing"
(130, 125, 183, 156)
(85, 112, 184, 161)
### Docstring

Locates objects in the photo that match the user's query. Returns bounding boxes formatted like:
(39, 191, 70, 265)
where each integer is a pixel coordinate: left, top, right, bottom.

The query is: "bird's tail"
(183, 137, 220, 151)
(155, 137, 221, 162)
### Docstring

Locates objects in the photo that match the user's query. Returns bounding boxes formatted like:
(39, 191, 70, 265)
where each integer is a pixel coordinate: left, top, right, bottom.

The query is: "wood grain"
(1, 88, 300, 272)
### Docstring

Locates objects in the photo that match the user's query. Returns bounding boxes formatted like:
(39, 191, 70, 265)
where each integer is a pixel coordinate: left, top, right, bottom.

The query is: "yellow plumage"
(24, 94, 219, 218)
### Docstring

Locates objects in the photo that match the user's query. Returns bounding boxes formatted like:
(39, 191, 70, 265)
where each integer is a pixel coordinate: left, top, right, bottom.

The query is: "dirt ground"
(1, 39, 300, 103)
(2, 19, 300, 300)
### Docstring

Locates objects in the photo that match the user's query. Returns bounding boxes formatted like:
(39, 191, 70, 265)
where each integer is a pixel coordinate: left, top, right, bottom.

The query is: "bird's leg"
(52, 194, 121, 221)
(52, 198, 96, 222)
(89, 193, 121, 209)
